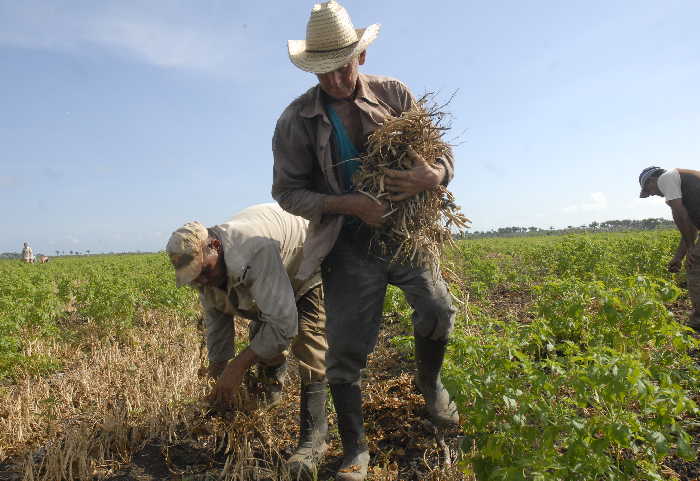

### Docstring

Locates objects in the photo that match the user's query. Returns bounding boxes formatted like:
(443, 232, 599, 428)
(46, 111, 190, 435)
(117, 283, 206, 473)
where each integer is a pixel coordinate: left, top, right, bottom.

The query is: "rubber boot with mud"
(330, 382, 370, 481)
(287, 381, 329, 480)
(414, 335, 460, 427)
(258, 360, 288, 408)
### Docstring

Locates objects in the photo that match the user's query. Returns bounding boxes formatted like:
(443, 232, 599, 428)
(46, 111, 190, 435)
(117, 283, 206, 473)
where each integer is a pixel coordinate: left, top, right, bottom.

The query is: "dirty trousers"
(321, 225, 456, 384)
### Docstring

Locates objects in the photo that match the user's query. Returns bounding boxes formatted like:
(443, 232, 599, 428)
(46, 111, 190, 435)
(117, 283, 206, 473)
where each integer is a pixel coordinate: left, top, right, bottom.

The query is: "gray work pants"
(321, 225, 455, 384)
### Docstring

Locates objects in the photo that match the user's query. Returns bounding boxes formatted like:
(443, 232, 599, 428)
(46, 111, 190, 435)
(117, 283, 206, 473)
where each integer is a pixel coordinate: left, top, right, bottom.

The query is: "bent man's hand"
(207, 361, 246, 410)
(205, 347, 258, 410)
(382, 146, 445, 202)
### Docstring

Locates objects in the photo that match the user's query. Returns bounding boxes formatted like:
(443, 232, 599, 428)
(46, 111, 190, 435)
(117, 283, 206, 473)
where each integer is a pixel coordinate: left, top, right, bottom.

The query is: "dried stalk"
(353, 94, 470, 267)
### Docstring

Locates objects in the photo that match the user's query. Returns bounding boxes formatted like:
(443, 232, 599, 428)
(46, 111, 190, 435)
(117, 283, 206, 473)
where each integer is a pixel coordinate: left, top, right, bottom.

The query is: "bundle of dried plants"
(353, 94, 470, 267)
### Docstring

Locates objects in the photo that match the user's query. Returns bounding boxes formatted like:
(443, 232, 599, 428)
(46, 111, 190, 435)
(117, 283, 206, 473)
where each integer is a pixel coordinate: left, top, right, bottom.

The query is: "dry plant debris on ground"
(0, 311, 468, 481)
(353, 94, 470, 267)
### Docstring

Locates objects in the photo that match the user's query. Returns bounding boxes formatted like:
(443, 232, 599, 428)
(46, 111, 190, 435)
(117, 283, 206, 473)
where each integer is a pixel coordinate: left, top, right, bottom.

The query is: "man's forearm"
(675, 218, 697, 253)
(226, 347, 258, 377)
(323, 193, 362, 216)
(272, 186, 329, 223)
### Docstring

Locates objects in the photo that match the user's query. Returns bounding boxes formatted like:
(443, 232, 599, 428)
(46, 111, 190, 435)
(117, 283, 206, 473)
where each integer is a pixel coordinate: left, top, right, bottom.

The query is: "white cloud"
(0, 2, 244, 73)
(85, 16, 233, 71)
(562, 192, 608, 213)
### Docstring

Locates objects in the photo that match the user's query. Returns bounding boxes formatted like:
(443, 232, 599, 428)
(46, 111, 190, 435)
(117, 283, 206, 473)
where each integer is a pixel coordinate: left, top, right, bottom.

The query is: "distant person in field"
(639, 166, 700, 332)
(166, 203, 328, 478)
(272, 2, 458, 479)
(21, 242, 34, 263)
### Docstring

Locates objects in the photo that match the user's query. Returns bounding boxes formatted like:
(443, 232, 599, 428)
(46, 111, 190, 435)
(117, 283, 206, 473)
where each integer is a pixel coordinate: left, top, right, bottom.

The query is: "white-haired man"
(639, 166, 700, 332)
(21, 242, 34, 263)
(272, 2, 458, 479)
(166, 203, 329, 478)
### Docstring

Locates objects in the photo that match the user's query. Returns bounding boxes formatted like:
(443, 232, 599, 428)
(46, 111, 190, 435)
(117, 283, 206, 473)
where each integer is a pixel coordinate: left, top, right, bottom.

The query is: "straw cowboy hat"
(288, 1, 380, 74)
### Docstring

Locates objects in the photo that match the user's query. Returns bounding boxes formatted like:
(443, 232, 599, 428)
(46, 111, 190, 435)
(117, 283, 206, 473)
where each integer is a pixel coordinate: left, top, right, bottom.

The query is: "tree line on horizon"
(457, 217, 675, 239)
(0, 218, 675, 258)
(0, 249, 151, 260)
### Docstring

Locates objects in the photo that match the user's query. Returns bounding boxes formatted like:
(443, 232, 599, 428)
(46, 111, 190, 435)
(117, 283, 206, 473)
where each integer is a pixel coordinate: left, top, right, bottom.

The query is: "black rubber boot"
(330, 382, 369, 481)
(287, 382, 329, 480)
(414, 335, 459, 427)
(258, 360, 288, 408)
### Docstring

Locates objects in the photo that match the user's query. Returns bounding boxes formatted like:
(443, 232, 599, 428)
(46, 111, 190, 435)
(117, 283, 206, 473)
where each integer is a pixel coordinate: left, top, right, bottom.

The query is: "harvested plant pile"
(354, 95, 470, 266)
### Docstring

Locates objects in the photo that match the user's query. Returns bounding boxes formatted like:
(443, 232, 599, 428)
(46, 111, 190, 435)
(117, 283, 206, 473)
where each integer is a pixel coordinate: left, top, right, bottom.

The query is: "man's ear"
(358, 50, 366, 66)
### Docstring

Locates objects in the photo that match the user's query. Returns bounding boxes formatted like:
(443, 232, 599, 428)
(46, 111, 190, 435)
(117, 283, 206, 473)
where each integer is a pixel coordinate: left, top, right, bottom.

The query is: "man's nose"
(328, 70, 342, 87)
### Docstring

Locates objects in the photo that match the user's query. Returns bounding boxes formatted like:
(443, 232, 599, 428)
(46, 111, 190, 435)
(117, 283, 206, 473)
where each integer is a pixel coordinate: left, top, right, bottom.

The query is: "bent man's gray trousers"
(321, 225, 455, 384)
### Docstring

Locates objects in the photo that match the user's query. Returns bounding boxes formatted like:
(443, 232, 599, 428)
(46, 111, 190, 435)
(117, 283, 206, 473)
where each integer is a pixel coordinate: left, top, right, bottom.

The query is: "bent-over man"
(639, 166, 700, 332)
(272, 2, 458, 479)
(166, 203, 328, 478)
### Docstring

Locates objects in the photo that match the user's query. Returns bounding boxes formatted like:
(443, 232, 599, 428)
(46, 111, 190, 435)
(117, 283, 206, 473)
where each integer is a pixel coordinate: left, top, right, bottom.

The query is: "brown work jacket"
(271, 73, 455, 280)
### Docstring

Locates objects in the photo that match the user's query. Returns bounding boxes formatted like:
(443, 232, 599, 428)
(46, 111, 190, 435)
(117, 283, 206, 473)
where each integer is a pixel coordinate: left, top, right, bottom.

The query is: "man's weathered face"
(316, 51, 366, 100)
(191, 238, 227, 288)
(644, 177, 663, 197)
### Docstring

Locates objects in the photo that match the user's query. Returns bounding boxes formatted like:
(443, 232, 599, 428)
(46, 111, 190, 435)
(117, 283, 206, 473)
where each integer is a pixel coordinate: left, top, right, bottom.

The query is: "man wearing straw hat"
(272, 2, 458, 479)
(639, 166, 700, 332)
(166, 203, 329, 478)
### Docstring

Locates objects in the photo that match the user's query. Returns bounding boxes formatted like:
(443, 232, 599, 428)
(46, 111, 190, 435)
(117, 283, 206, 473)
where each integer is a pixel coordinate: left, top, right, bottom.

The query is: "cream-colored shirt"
(21, 245, 33, 260)
(199, 203, 321, 361)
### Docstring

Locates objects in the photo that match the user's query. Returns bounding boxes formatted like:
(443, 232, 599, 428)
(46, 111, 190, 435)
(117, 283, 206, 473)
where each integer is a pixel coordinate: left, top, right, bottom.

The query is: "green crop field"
(0, 254, 199, 380)
(1, 230, 698, 481)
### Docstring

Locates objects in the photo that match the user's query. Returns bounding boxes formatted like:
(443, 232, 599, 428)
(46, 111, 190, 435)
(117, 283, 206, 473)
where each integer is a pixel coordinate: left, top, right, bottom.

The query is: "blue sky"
(2, 0, 699, 254)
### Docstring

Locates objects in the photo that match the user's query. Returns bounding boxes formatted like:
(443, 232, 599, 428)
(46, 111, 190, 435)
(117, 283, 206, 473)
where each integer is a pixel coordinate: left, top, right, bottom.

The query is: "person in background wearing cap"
(639, 166, 700, 332)
(271, 2, 458, 479)
(166, 203, 329, 478)
(21, 242, 34, 263)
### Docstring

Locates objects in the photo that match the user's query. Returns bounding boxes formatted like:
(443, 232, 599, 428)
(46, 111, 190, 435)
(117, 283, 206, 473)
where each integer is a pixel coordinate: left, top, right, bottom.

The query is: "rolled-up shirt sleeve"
(200, 292, 235, 363)
(271, 110, 329, 223)
(245, 243, 299, 360)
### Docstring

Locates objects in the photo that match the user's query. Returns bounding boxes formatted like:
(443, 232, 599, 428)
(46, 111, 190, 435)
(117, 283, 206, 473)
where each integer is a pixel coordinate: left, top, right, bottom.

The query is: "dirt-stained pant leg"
(323, 227, 456, 384)
(388, 264, 455, 341)
(292, 286, 328, 384)
(686, 243, 700, 330)
(322, 232, 388, 385)
(248, 286, 327, 381)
